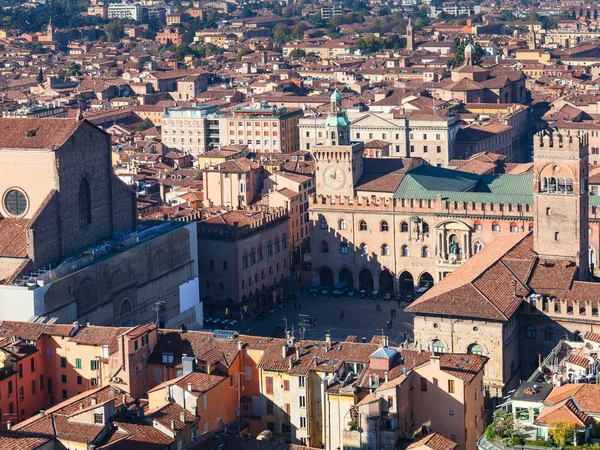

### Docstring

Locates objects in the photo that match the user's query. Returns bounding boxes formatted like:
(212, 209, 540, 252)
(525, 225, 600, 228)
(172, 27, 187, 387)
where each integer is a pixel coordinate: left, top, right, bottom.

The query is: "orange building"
(156, 28, 187, 46)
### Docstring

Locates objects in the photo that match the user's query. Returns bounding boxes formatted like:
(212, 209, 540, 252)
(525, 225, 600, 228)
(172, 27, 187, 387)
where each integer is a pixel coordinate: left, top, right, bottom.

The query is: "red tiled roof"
(0, 118, 82, 150)
(407, 432, 458, 450)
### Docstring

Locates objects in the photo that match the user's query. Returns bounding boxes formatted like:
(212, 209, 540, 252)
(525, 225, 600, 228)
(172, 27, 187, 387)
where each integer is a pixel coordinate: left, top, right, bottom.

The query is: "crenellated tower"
(533, 130, 589, 280)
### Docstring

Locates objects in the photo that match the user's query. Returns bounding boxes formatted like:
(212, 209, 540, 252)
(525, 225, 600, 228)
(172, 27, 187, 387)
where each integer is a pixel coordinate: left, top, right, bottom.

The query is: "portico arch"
(399, 271, 414, 294)
(339, 268, 354, 289)
(379, 269, 394, 294)
(319, 267, 334, 287)
(359, 269, 374, 292)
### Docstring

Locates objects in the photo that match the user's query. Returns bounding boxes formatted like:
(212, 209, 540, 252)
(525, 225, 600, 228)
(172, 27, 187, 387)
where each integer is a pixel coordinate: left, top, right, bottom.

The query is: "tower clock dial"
(323, 165, 346, 190)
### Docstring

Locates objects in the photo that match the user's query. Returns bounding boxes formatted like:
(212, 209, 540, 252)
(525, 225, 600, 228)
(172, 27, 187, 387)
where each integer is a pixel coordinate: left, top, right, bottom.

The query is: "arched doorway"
(339, 268, 354, 289)
(399, 271, 414, 294)
(419, 272, 434, 289)
(359, 269, 374, 292)
(319, 267, 334, 287)
(379, 270, 394, 294)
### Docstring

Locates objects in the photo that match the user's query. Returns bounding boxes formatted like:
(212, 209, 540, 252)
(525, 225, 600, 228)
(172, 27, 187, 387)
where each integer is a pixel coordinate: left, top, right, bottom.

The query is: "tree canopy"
(105, 20, 125, 42)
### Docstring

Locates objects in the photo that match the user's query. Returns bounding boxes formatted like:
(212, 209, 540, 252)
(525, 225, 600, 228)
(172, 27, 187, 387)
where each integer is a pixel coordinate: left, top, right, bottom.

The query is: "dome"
(464, 43, 475, 53)
(330, 89, 342, 101)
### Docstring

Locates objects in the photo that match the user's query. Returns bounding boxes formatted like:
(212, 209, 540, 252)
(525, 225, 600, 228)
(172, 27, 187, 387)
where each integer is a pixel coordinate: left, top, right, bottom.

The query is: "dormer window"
(162, 352, 174, 364)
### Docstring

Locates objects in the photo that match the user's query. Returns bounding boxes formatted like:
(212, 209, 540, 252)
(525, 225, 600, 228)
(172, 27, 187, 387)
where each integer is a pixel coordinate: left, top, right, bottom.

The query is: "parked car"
(309, 282, 323, 295)
(321, 287, 331, 295)
(358, 289, 367, 299)
(332, 281, 349, 297)
(347, 289, 357, 297)
(371, 290, 379, 299)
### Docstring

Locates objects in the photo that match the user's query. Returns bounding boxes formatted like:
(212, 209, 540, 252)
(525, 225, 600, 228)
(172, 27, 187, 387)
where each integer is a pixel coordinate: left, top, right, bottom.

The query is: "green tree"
(66, 62, 81, 76)
(548, 421, 578, 449)
(136, 118, 155, 132)
(357, 36, 384, 53)
(105, 20, 125, 42)
(273, 24, 293, 45)
(446, 36, 484, 67)
(289, 48, 306, 58)
(236, 48, 253, 62)
(36, 67, 44, 84)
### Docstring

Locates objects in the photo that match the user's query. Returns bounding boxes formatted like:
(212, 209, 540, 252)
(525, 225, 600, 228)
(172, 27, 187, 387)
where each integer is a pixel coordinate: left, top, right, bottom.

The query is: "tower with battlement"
(533, 130, 589, 280)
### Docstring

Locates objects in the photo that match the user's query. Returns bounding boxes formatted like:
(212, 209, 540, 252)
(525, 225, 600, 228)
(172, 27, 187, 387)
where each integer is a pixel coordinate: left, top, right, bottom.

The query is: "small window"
(380, 221, 389, 232)
(400, 221, 408, 232)
(420, 377, 427, 391)
(448, 380, 455, 393)
(359, 220, 367, 231)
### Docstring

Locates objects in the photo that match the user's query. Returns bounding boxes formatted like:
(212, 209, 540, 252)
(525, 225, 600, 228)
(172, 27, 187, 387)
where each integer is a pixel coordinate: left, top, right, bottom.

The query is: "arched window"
(510, 222, 518, 232)
(474, 220, 482, 231)
(467, 343, 485, 355)
(474, 241, 483, 254)
(381, 244, 390, 256)
(250, 249, 256, 265)
(360, 243, 368, 255)
(492, 221, 500, 232)
(573, 331, 582, 342)
(557, 177, 566, 193)
(257, 245, 263, 261)
(340, 242, 349, 254)
(338, 219, 347, 230)
(359, 220, 367, 231)
(528, 223, 534, 232)
(267, 241, 273, 257)
(423, 222, 430, 233)
(380, 221, 389, 232)
(120, 299, 132, 316)
(400, 221, 408, 232)
(548, 177, 557, 193)
(79, 178, 92, 227)
(321, 241, 329, 253)
(320, 217, 328, 229)
(422, 246, 430, 258)
(431, 339, 445, 353)
(275, 238, 280, 253)
(282, 235, 288, 249)
(565, 178, 573, 194)
(401, 245, 410, 257)
(242, 252, 248, 269)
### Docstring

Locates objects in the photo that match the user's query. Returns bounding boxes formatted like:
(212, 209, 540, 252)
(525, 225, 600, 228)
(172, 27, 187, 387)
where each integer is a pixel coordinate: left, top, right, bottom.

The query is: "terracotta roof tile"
(0, 118, 82, 150)
(407, 432, 458, 450)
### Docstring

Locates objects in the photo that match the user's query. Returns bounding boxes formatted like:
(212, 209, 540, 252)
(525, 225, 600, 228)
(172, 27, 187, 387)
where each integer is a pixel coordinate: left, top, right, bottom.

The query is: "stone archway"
(339, 268, 354, 289)
(319, 267, 334, 287)
(359, 269, 374, 292)
(379, 269, 394, 294)
(399, 271, 414, 294)
(419, 272, 434, 289)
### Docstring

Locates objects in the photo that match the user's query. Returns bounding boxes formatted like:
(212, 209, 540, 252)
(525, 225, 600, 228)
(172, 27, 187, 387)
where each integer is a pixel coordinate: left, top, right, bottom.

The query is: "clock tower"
(313, 89, 364, 197)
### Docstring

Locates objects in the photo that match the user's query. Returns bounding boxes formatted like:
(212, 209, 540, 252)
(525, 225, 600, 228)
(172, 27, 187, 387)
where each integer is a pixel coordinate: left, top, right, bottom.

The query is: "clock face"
(323, 165, 346, 190)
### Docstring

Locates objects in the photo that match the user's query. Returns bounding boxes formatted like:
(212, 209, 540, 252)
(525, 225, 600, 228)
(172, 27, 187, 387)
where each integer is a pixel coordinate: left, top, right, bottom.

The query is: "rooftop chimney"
(382, 335, 389, 348)
(180, 412, 186, 424)
(282, 345, 287, 359)
(187, 382, 193, 393)
(430, 355, 440, 368)
(325, 333, 331, 350)
(171, 420, 176, 430)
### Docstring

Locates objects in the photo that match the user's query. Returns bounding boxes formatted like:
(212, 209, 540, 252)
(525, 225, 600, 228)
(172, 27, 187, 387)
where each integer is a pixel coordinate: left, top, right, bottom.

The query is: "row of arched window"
(430, 339, 485, 355)
(541, 176, 574, 194)
(322, 241, 431, 257)
(239, 235, 288, 269)
(322, 218, 430, 233)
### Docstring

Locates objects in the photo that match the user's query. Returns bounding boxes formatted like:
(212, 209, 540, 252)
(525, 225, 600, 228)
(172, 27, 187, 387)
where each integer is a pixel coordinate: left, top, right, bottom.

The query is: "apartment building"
(202, 157, 265, 209)
(108, 3, 146, 21)
(162, 105, 221, 157)
(222, 104, 303, 154)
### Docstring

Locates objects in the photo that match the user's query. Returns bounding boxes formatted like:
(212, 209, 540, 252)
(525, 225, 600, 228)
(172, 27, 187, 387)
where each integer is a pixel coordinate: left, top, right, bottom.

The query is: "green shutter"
(75, 358, 81, 369)
(90, 360, 95, 370)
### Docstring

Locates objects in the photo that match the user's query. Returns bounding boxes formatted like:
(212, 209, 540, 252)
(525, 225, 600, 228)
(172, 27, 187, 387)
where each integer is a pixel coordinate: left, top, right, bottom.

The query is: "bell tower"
(325, 89, 350, 146)
(313, 89, 363, 197)
(533, 130, 589, 280)
(528, 27, 537, 50)
(406, 18, 414, 52)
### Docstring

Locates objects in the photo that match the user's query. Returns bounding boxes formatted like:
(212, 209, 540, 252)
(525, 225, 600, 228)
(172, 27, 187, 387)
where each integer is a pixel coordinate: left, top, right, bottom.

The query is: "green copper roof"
(331, 89, 342, 101)
(326, 115, 350, 127)
(394, 165, 534, 204)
